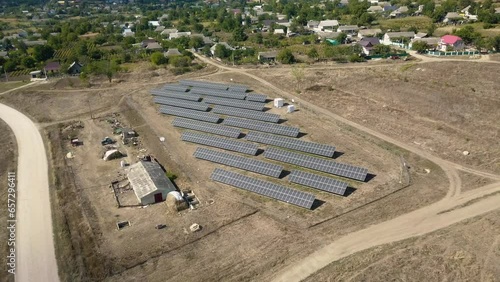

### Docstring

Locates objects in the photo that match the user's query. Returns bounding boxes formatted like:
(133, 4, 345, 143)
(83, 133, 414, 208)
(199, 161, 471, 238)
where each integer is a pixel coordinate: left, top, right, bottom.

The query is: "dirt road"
(0, 87, 59, 281)
(193, 53, 500, 281)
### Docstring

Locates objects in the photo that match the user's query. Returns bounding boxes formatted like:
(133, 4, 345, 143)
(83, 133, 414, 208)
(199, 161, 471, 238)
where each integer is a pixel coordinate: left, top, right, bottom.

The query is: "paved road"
(193, 53, 500, 281)
(0, 84, 59, 282)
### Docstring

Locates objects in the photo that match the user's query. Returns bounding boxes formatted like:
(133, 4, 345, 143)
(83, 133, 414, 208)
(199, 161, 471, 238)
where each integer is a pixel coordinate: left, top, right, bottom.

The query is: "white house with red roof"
(439, 35, 464, 51)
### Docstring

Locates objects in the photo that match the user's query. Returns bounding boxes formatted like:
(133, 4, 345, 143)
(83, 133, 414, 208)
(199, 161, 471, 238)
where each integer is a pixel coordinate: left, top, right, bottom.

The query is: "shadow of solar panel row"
(289, 170, 348, 196)
(162, 84, 188, 92)
(179, 80, 229, 90)
(172, 118, 241, 138)
(154, 97, 209, 111)
(181, 132, 258, 155)
(223, 117, 300, 137)
(150, 90, 201, 101)
(212, 106, 280, 123)
(160, 106, 220, 123)
(245, 131, 335, 157)
(190, 87, 247, 100)
(203, 97, 266, 111)
(211, 168, 315, 209)
(194, 147, 283, 178)
(264, 147, 368, 181)
(245, 93, 267, 102)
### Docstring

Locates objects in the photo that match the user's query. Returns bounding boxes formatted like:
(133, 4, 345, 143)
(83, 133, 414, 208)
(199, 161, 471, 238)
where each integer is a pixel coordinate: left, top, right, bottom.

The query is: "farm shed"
(128, 161, 176, 205)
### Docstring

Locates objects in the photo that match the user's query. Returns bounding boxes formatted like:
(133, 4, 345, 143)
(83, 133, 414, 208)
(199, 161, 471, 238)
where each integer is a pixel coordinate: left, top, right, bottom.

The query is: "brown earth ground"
(0, 58, 498, 281)
(0, 120, 16, 282)
(248, 62, 500, 174)
(305, 209, 500, 282)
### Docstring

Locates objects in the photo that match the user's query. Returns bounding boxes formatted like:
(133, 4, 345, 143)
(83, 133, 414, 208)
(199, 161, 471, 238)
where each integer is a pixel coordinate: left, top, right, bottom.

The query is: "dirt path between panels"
(193, 53, 500, 282)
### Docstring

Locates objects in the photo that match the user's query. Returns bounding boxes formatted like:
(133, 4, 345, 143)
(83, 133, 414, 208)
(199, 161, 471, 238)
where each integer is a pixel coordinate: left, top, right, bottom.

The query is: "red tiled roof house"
(439, 35, 464, 51)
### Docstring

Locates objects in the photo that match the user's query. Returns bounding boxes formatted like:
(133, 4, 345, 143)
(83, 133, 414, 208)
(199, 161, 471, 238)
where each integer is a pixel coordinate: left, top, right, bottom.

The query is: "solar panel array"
(190, 87, 247, 100)
(211, 168, 315, 209)
(228, 86, 248, 93)
(194, 147, 283, 178)
(289, 170, 348, 196)
(182, 132, 258, 155)
(154, 97, 209, 111)
(212, 106, 280, 123)
(180, 80, 229, 90)
(203, 97, 266, 111)
(245, 131, 336, 157)
(172, 118, 241, 138)
(245, 93, 267, 102)
(150, 89, 201, 101)
(162, 84, 188, 92)
(223, 117, 300, 137)
(160, 106, 220, 123)
(264, 147, 368, 181)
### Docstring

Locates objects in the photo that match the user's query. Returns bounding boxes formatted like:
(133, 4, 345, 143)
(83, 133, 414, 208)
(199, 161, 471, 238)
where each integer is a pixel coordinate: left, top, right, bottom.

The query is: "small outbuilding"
(128, 161, 177, 205)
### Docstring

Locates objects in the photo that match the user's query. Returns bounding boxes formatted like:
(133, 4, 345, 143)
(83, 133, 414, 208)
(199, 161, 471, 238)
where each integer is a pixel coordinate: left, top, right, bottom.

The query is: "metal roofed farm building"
(127, 161, 177, 205)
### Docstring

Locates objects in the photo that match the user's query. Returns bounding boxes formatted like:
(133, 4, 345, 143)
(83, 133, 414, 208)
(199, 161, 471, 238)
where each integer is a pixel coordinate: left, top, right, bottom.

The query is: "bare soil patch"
(305, 209, 500, 282)
(251, 62, 500, 173)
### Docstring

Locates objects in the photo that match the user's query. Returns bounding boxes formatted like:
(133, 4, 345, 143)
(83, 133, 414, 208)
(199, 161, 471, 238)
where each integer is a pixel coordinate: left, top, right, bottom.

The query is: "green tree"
(453, 26, 481, 44)
(373, 44, 392, 55)
(277, 49, 295, 64)
(21, 56, 36, 68)
(32, 45, 54, 62)
(151, 52, 168, 65)
(490, 35, 500, 51)
(232, 27, 248, 42)
(169, 56, 191, 67)
(412, 41, 430, 53)
(189, 36, 204, 49)
(214, 44, 230, 59)
(337, 32, 348, 44)
(307, 47, 319, 60)
(255, 33, 263, 44)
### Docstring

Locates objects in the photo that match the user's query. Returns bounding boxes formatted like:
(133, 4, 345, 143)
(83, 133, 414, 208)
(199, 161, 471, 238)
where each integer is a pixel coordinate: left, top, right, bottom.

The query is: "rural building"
(127, 161, 176, 205)
(145, 42, 163, 51)
(439, 35, 464, 51)
(390, 6, 409, 18)
(443, 12, 463, 24)
(258, 51, 278, 62)
(67, 61, 83, 75)
(154, 26, 165, 33)
(307, 20, 319, 29)
(337, 25, 359, 35)
(161, 28, 178, 37)
(164, 48, 182, 57)
(358, 37, 380, 55)
(122, 28, 135, 37)
(358, 28, 382, 39)
(318, 20, 339, 31)
(367, 6, 383, 13)
(274, 28, 285, 35)
(44, 61, 61, 74)
(317, 31, 341, 40)
(382, 31, 415, 45)
(409, 37, 440, 50)
(169, 31, 191, 40)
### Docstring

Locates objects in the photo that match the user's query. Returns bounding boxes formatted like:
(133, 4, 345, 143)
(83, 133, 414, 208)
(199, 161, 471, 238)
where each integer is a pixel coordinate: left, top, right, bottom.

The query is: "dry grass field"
(1, 58, 499, 281)
(0, 120, 16, 282)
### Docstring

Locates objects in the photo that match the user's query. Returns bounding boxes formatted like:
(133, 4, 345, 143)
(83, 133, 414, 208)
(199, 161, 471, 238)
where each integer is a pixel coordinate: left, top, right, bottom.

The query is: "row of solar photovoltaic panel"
(245, 93, 267, 102)
(154, 97, 209, 111)
(190, 87, 247, 100)
(203, 97, 266, 111)
(150, 89, 201, 101)
(289, 170, 348, 196)
(159, 106, 220, 123)
(212, 106, 280, 123)
(245, 131, 335, 157)
(181, 131, 258, 155)
(264, 147, 368, 181)
(211, 168, 315, 209)
(172, 118, 241, 138)
(162, 84, 188, 92)
(180, 80, 248, 92)
(194, 147, 283, 178)
(223, 117, 300, 137)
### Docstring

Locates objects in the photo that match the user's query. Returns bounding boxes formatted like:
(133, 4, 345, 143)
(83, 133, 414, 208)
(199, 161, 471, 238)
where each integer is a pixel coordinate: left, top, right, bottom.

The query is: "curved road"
(193, 53, 500, 281)
(0, 84, 59, 282)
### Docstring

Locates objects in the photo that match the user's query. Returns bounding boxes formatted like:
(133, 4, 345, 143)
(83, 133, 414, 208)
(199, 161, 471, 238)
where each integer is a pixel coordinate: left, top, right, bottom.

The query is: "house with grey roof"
(382, 31, 415, 45)
(337, 25, 359, 35)
(127, 161, 176, 205)
(164, 48, 182, 57)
